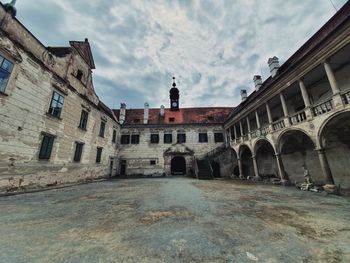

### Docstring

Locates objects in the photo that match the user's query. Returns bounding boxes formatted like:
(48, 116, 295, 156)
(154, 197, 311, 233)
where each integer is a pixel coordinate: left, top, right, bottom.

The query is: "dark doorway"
(171, 156, 186, 175)
(109, 159, 114, 178)
(211, 161, 221, 178)
(120, 160, 126, 177)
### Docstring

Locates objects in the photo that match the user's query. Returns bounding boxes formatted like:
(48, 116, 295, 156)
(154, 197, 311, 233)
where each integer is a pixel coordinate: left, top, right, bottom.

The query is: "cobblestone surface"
(0, 177, 350, 262)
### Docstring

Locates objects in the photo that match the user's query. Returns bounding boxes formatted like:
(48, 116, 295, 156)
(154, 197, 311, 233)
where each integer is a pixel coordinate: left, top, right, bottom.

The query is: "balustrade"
(272, 119, 285, 130)
(341, 90, 350, 105)
(311, 99, 333, 116)
(289, 110, 307, 125)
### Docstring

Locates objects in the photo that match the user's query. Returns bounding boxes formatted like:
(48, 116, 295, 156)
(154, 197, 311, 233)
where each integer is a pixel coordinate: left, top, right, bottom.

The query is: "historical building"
(224, 2, 350, 191)
(0, 2, 120, 193)
(114, 78, 233, 178)
(0, 1, 349, 193)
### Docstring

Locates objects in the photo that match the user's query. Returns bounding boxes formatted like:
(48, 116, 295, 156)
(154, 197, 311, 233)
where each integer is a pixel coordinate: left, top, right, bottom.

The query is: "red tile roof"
(113, 107, 234, 126)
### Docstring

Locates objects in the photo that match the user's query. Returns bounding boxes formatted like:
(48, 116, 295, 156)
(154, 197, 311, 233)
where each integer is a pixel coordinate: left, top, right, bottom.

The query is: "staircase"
(197, 159, 213, 180)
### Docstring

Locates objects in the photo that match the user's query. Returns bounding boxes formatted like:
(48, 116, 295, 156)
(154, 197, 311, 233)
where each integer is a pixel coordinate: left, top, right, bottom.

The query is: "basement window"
(150, 160, 156, 165)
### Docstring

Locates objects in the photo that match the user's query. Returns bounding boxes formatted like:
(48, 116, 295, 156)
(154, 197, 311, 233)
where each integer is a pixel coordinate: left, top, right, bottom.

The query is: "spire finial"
(4, 0, 17, 17)
(172, 76, 176, 87)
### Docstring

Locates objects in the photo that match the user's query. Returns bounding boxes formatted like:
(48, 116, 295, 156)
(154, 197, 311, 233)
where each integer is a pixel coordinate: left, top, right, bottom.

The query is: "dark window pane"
(214, 133, 224, 143)
(112, 130, 117, 143)
(99, 121, 106, 137)
(131, 135, 140, 144)
(150, 134, 159, 144)
(0, 69, 10, 93)
(73, 143, 84, 162)
(96, 147, 103, 163)
(177, 133, 186, 143)
(164, 134, 172, 144)
(48, 91, 64, 118)
(199, 133, 208, 143)
(79, 110, 89, 130)
(150, 160, 156, 165)
(76, 70, 83, 81)
(39, 135, 55, 160)
(121, 135, 130, 144)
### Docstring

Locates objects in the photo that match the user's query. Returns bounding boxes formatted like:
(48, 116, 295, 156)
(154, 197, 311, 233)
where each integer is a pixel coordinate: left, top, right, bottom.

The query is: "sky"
(10, 0, 348, 109)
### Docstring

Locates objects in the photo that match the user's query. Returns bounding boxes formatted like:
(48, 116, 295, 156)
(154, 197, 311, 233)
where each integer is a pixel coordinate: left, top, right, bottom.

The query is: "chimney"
(253, 75, 262, 91)
(160, 105, 165, 117)
(119, 103, 126, 124)
(268, 56, 280, 77)
(143, 102, 149, 124)
(240, 89, 247, 102)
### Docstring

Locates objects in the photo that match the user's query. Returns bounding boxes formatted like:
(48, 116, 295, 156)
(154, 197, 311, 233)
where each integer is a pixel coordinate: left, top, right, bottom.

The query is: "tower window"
(199, 132, 208, 143)
(0, 54, 14, 93)
(177, 133, 186, 143)
(164, 134, 172, 144)
(48, 91, 64, 118)
(76, 70, 83, 81)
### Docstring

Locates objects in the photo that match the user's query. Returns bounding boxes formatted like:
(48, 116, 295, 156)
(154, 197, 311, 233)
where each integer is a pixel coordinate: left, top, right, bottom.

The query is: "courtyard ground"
(0, 177, 349, 263)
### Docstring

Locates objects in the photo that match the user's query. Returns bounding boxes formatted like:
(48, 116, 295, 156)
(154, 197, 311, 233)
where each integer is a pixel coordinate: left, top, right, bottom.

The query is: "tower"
(169, 77, 179, 111)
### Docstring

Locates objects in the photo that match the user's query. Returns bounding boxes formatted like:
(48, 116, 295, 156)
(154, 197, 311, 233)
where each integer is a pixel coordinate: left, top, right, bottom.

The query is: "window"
(48, 91, 64, 118)
(78, 110, 89, 130)
(39, 133, 55, 160)
(214, 132, 224, 143)
(177, 133, 186, 143)
(0, 55, 13, 93)
(199, 132, 208, 143)
(76, 70, 83, 81)
(131, 134, 140, 144)
(164, 133, 172, 144)
(150, 134, 159, 144)
(169, 117, 175, 122)
(99, 121, 106, 137)
(96, 147, 103, 163)
(73, 142, 84, 162)
(150, 160, 156, 165)
(121, 135, 130, 144)
(112, 129, 117, 143)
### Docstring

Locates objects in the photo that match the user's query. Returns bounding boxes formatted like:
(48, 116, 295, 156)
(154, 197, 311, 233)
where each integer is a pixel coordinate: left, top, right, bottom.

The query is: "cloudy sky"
(12, 0, 347, 109)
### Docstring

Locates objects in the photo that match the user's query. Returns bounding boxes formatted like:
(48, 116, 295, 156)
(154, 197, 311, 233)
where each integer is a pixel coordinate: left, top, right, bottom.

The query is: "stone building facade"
(224, 2, 350, 191)
(0, 3, 120, 193)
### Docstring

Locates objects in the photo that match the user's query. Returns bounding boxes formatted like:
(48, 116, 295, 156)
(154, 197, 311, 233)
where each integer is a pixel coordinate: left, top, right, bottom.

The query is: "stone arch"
(238, 144, 254, 178)
(230, 147, 240, 177)
(276, 128, 316, 154)
(254, 139, 279, 179)
(278, 129, 322, 184)
(317, 110, 350, 189)
(253, 138, 276, 156)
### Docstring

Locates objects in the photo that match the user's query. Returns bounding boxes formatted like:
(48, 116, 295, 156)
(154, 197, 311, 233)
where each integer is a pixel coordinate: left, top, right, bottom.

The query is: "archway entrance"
(211, 161, 221, 178)
(171, 156, 186, 175)
(279, 130, 322, 184)
(321, 112, 350, 189)
(240, 145, 254, 178)
(255, 140, 278, 179)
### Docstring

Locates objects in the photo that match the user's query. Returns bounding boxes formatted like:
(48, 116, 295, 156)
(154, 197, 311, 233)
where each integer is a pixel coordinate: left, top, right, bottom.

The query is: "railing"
(311, 99, 333, 116)
(272, 119, 285, 130)
(341, 90, 350, 105)
(289, 110, 306, 125)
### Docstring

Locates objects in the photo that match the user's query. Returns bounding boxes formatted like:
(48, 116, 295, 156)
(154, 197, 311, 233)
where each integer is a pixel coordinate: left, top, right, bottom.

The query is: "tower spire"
(169, 76, 179, 111)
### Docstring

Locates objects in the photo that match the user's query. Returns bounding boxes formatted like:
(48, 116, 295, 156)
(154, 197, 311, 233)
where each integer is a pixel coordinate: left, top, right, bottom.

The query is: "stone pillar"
(252, 155, 259, 179)
(265, 102, 274, 131)
(234, 125, 238, 144)
(255, 110, 261, 129)
(299, 79, 313, 120)
(324, 61, 343, 108)
(275, 153, 289, 182)
(238, 158, 244, 178)
(246, 117, 251, 139)
(316, 148, 335, 185)
(239, 121, 244, 137)
(280, 92, 290, 127)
